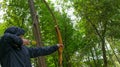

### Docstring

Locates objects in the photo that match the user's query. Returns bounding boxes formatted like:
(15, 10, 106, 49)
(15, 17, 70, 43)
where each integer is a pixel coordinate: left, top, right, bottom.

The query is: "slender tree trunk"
(102, 22, 108, 67)
(28, 0, 46, 67)
(101, 38, 107, 67)
(86, 17, 107, 67)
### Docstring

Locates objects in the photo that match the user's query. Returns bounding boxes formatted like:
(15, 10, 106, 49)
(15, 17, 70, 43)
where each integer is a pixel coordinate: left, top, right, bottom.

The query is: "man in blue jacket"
(0, 26, 63, 67)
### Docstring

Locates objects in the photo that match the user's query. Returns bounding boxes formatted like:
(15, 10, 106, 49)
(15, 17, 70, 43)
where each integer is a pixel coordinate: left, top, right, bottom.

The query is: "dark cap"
(4, 26, 25, 36)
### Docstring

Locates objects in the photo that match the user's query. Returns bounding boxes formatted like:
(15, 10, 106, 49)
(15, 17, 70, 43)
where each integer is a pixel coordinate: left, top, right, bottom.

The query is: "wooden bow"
(43, 0, 63, 67)
(55, 25, 63, 67)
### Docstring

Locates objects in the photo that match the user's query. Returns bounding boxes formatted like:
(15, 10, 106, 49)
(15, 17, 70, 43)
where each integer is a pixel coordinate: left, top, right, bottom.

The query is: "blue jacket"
(0, 27, 59, 67)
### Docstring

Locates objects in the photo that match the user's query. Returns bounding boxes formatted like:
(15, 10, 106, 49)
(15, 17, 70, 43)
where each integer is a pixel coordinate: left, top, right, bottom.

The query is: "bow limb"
(42, 0, 63, 66)
(55, 25, 63, 67)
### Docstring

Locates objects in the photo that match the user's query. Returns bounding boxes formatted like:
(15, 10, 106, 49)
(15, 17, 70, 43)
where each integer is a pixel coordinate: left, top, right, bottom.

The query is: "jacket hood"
(4, 26, 25, 36)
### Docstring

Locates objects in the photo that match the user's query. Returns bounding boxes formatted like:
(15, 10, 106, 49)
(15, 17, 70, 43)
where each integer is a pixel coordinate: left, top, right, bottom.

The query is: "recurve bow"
(43, 0, 63, 67)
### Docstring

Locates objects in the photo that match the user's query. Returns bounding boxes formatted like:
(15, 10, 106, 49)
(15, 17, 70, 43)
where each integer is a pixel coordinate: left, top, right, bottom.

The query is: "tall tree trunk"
(86, 17, 107, 67)
(101, 38, 107, 67)
(28, 0, 46, 67)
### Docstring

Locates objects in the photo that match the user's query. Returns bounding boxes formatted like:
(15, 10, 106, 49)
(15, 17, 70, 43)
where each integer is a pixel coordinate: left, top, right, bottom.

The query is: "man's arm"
(0, 33, 23, 58)
(27, 45, 59, 58)
(2, 33, 23, 48)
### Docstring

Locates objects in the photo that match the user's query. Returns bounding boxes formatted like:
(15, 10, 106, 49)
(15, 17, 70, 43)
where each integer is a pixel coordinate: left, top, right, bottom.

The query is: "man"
(0, 26, 63, 67)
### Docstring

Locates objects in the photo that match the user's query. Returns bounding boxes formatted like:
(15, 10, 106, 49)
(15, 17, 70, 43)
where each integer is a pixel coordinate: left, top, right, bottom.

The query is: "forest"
(0, 0, 120, 67)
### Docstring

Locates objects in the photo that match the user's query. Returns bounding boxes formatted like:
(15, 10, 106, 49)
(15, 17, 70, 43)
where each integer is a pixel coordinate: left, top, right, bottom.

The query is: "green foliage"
(1, 0, 78, 67)
(1, 0, 120, 67)
(72, 0, 120, 66)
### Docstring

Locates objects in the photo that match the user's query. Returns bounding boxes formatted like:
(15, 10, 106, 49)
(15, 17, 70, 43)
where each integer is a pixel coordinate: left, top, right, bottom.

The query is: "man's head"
(4, 26, 25, 36)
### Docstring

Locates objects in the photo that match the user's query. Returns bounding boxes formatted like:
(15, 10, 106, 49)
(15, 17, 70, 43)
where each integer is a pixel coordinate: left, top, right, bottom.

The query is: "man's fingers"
(57, 44, 64, 48)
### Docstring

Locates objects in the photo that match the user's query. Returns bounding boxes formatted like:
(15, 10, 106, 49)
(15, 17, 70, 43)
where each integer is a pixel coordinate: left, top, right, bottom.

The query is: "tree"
(73, 0, 120, 66)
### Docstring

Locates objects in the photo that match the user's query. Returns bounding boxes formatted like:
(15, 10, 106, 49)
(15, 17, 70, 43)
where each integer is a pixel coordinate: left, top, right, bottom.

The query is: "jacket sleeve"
(2, 33, 23, 48)
(0, 33, 23, 59)
(27, 45, 59, 58)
